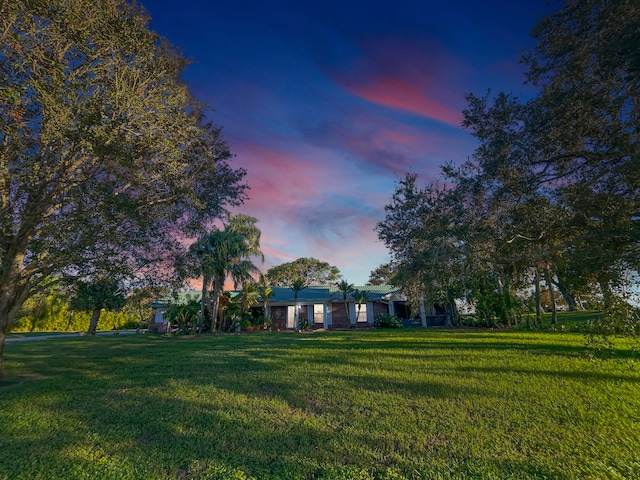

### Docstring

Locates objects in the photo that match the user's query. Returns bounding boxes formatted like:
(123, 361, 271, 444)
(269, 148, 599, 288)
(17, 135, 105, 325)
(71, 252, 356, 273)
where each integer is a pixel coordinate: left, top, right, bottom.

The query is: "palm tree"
(191, 214, 263, 332)
(290, 277, 307, 330)
(336, 279, 354, 325)
(352, 288, 369, 323)
(258, 274, 275, 328)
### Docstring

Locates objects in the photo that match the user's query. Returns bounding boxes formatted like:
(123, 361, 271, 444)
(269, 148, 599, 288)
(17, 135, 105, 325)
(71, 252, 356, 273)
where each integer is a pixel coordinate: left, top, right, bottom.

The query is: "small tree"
(352, 289, 369, 323)
(258, 275, 275, 328)
(267, 258, 341, 286)
(70, 278, 126, 335)
(290, 278, 308, 331)
(336, 280, 354, 324)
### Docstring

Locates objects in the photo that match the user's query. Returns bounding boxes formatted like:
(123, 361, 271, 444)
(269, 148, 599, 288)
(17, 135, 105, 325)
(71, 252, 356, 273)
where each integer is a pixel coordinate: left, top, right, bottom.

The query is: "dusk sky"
(145, 0, 553, 285)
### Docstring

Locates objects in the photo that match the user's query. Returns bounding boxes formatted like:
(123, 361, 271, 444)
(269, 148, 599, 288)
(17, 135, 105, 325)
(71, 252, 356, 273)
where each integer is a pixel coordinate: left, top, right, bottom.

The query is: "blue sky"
(144, 0, 554, 285)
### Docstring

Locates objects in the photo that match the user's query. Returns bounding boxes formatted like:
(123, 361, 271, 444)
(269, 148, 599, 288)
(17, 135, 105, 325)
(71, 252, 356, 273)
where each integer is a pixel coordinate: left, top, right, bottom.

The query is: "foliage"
(372, 313, 403, 328)
(266, 258, 340, 287)
(69, 277, 126, 335)
(367, 262, 397, 286)
(376, 0, 639, 328)
(182, 215, 263, 332)
(0, 0, 246, 374)
(3, 330, 639, 479)
(584, 301, 640, 357)
(165, 300, 200, 335)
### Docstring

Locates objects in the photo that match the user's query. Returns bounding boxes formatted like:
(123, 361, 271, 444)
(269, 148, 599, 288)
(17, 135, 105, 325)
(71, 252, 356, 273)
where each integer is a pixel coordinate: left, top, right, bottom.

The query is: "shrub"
(373, 313, 403, 328)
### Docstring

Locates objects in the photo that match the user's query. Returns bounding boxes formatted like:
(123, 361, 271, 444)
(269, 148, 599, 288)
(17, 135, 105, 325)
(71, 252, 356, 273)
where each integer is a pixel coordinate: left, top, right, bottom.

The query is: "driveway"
(5, 330, 140, 343)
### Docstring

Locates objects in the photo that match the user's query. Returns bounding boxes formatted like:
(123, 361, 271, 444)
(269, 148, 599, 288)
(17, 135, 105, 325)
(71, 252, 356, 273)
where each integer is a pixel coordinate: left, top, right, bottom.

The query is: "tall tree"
(266, 258, 341, 287)
(0, 0, 245, 375)
(187, 215, 263, 332)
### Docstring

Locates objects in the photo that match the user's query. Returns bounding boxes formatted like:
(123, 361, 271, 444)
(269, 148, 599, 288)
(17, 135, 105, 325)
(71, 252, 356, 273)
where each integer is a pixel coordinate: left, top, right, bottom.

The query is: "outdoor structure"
(147, 291, 201, 333)
(148, 285, 425, 331)
(263, 285, 406, 330)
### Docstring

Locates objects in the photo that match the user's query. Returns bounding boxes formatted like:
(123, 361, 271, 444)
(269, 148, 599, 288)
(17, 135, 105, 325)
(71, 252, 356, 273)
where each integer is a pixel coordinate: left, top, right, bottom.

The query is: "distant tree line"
(377, 0, 639, 328)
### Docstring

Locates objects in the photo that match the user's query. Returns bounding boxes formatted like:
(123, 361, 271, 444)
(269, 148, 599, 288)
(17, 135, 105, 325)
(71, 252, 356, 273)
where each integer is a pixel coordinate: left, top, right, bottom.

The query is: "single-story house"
(261, 285, 407, 330)
(148, 285, 446, 332)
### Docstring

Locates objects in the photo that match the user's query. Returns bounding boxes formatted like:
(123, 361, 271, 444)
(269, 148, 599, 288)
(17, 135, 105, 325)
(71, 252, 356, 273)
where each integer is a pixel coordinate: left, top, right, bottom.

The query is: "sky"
(144, 0, 554, 285)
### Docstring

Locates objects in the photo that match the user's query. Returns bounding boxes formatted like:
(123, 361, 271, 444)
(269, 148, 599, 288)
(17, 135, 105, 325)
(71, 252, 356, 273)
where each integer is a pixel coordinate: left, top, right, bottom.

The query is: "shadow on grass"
(1, 331, 638, 479)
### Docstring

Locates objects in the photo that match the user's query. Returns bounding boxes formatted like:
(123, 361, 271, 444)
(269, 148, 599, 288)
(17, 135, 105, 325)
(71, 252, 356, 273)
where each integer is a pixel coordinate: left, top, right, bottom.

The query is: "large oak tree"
(0, 0, 246, 375)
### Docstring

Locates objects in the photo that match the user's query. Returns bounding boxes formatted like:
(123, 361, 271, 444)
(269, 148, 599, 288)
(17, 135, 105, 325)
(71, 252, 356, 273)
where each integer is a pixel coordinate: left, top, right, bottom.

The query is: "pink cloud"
(331, 38, 469, 127)
(341, 75, 462, 127)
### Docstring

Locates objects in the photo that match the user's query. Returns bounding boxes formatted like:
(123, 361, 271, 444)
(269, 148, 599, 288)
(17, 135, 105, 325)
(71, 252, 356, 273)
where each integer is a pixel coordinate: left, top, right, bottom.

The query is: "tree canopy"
(0, 0, 246, 374)
(183, 214, 263, 331)
(266, 257, 341, 286)
(377, 0, 639, 326)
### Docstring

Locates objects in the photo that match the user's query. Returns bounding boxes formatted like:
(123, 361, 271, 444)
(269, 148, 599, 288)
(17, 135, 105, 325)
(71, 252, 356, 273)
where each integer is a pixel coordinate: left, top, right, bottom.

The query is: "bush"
(373, 313, 403, 328)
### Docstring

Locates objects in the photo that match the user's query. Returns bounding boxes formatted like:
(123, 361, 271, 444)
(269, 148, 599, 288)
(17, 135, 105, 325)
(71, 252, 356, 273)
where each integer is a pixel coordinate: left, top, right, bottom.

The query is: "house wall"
(373, 301, 389, 317)
(330, 302, 351, 329)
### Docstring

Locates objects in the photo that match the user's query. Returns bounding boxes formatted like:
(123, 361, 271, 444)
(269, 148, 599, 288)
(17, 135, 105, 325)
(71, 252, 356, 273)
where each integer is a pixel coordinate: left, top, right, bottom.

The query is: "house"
(148, 285, 413, 331)
(262, 285, 407, 330)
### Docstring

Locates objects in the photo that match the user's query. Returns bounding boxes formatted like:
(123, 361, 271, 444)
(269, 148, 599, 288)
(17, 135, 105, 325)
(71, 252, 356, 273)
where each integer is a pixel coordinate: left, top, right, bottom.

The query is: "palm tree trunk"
(200, 272, 210, 326)
(87, 308, 102, 335)
(210, 280, 223, 332)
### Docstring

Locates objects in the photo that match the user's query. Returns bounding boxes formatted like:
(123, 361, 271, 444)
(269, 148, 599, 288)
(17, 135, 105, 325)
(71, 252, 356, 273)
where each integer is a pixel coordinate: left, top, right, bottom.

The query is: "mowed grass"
(1, 330, 639, 480)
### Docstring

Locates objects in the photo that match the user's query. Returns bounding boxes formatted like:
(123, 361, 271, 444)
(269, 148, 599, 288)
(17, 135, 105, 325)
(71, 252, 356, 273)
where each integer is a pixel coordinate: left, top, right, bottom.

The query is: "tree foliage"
(377, 0, 639, 327)
(69, 277, 126, 335)
(367, 262, 397, 285)
(0, 0, 246, 374)
(266, 258, 341, 287)
(183, 214, 263, 331)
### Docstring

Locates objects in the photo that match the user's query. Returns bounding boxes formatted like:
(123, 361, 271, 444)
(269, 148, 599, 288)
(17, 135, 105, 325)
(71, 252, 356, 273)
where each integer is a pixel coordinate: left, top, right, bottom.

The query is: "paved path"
(5, 330, 140, 343)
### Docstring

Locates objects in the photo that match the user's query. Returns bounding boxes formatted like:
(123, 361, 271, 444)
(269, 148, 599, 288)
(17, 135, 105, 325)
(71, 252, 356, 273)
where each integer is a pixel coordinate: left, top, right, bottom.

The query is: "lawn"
(1, 330, 639, 479)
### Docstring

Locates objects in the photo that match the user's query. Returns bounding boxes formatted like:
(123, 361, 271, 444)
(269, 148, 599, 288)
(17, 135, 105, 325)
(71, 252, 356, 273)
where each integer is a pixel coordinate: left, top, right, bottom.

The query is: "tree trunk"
(545, 268, 557, 327)
(87, 309, 102, 335)
(496, 276, 511, 327)
(534, 267, 542, 327)
(344, 299, 350, 324)
(200, 272, 210, 326)
(66, 311, 74, 331)
(419, 297, 427, 327)
(553, 278, 577, 311)
(0, 329, 5, 378)
(0, 281, 31, 378)
(210, 280, 223, 332)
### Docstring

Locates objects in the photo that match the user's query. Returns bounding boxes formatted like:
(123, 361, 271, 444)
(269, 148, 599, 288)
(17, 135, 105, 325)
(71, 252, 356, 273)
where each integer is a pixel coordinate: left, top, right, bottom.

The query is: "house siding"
(330, 302, 351, 329)
(373, 301, 389, 317)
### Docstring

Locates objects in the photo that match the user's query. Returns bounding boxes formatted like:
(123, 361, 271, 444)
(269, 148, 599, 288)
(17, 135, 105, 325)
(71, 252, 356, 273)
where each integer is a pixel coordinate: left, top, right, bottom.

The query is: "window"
(313, 304, 324, 324)
(356, 303, 367, 322)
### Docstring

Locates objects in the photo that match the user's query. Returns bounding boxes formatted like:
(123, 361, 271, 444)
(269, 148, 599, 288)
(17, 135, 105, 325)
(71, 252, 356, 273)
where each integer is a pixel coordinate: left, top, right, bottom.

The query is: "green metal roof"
(149, 285, 401, 308)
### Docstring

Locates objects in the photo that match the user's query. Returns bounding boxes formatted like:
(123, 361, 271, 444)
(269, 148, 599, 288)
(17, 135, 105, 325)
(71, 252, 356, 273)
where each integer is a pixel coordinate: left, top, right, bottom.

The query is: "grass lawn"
(1, 330, 639, 479)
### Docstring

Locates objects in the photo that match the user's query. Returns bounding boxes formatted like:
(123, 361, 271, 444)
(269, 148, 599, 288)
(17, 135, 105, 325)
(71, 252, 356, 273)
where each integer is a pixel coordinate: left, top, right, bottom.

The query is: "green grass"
(1, 330, 639, 479)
